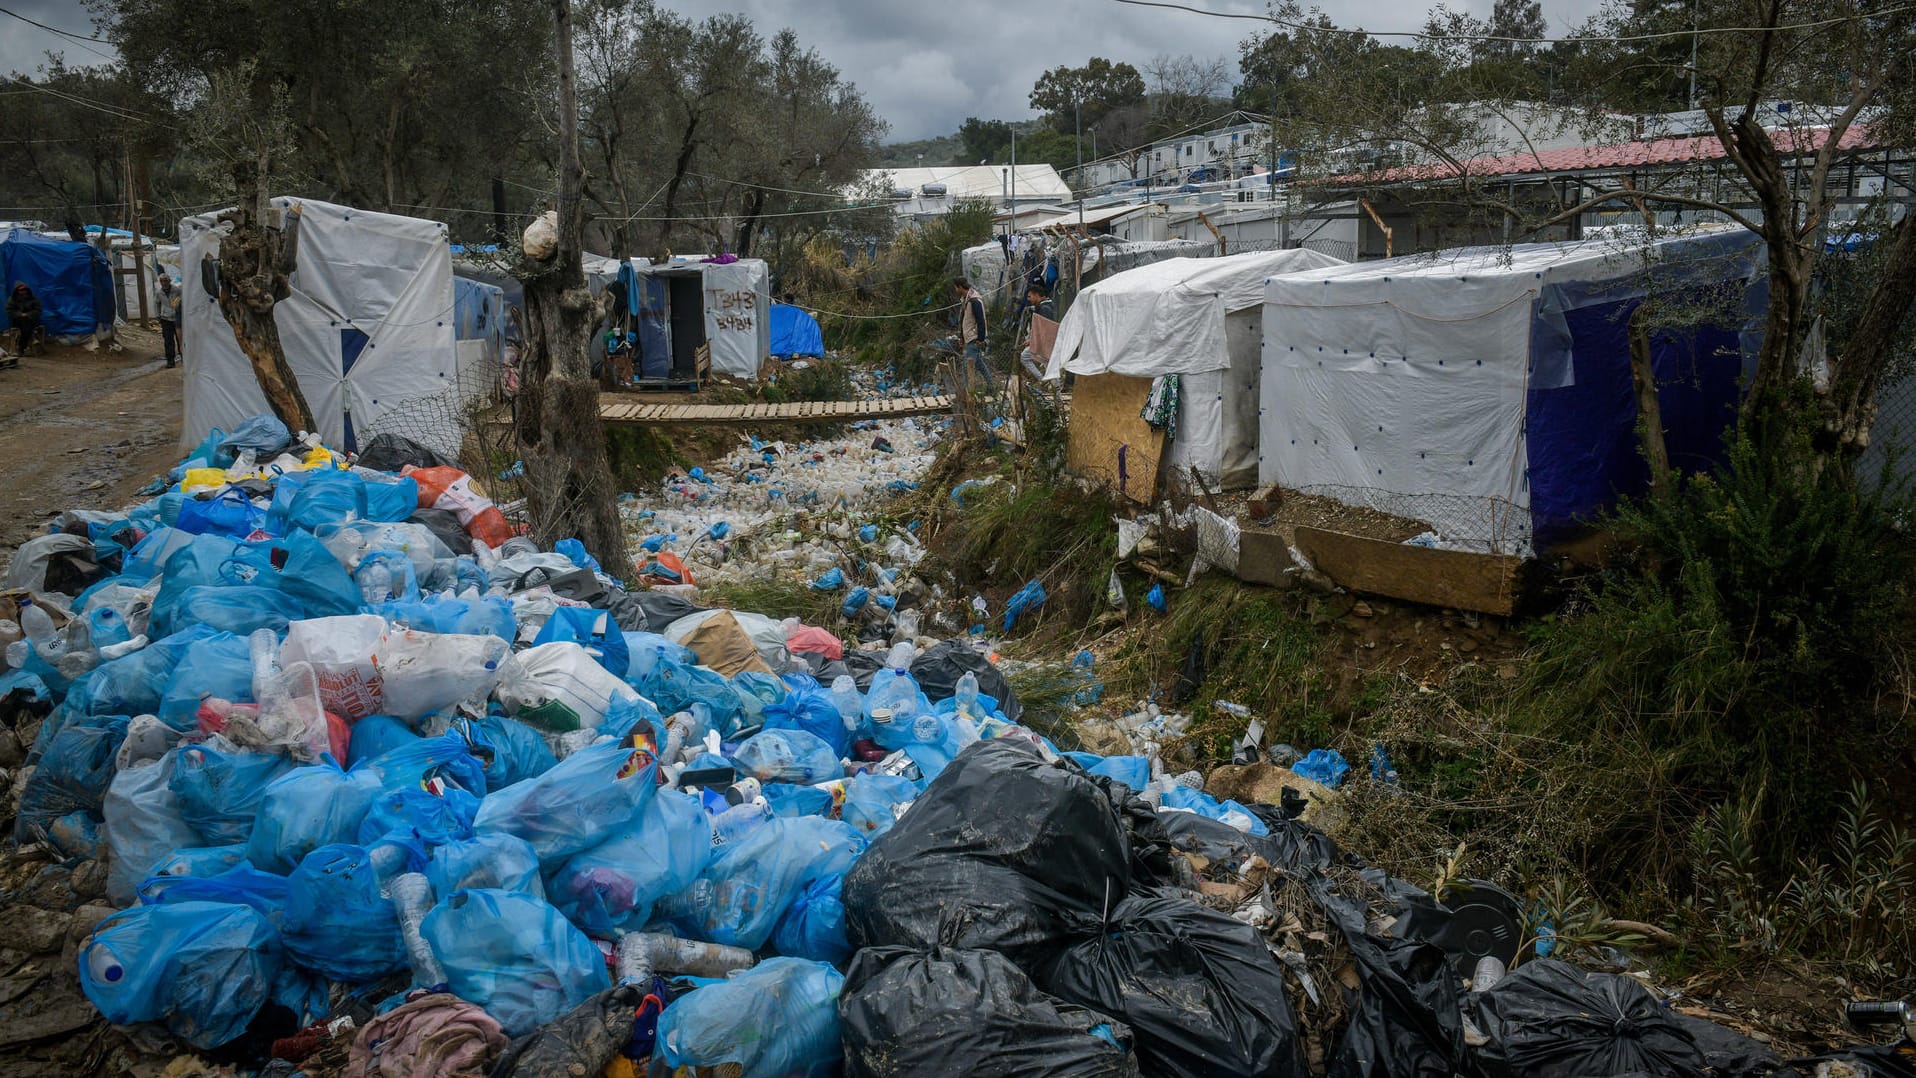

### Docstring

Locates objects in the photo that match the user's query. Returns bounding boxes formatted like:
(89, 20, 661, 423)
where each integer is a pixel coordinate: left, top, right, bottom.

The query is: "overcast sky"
(5, 0, 1606, 143)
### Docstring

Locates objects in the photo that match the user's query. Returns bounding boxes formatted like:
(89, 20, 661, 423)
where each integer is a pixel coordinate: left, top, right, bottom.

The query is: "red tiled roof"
(1331, 124, 1879, 185)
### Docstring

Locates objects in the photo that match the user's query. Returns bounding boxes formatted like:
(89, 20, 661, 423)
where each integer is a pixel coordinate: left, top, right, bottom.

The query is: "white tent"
(179, 198, 456, 452)
(624, 257, 771, 379)
(1045, 248, 1345, 489)
(1258, 230, 1764, 554)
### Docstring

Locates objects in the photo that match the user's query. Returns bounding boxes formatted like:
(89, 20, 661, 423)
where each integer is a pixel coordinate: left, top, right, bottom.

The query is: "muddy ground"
(0, 325, 183, 564)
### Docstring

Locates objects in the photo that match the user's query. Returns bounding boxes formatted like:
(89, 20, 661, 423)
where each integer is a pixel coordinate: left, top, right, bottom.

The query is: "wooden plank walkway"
(598, 394, 952, 426)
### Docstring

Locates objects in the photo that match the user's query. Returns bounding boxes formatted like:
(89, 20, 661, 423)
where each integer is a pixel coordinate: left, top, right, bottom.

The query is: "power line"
(2, 77, 159, 126)
(0, 6, 117, 62)
(1111, 0, 1916, 44)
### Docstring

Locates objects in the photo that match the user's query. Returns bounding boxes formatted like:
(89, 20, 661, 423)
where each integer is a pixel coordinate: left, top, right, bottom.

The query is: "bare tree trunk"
(216, 159, 315, 434)
(657, 114, 700, 251)
(1823, 215, 1916, 466)
(1627, 304, 1671, 496)
(515, 0, 631, 573)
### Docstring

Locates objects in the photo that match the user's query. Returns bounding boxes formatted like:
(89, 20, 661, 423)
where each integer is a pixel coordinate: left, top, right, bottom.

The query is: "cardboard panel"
(1293, 525, 1522, 616)
(1068, 372, 1166, 503)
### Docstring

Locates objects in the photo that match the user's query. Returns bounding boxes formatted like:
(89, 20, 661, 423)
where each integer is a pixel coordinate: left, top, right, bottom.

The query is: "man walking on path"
(156, 275, 181, 368)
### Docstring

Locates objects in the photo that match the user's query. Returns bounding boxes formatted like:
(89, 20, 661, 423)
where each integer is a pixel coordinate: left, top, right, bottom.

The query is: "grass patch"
(762, 356, 854, 403)
(697, 573, 840, 626)
(603, 426, 686, 490)
(928, 474, 1118, 635)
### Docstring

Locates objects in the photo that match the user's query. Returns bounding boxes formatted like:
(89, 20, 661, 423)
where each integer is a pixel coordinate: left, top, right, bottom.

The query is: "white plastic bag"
(378, 629, 509, 719)
(281, 614, 388, 719)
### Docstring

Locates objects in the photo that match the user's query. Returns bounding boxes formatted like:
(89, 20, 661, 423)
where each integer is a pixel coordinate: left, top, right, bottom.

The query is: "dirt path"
(0, 324, 182, 562)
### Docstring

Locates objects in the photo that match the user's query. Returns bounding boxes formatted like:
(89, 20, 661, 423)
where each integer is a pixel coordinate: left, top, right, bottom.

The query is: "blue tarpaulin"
(769, 303, 824, 358)
(1, 229, 115, 337)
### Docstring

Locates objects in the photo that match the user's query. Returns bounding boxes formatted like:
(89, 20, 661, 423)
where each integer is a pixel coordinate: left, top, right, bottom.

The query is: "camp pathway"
(0, 325, 182, 562)
(598, 393, 952, 426)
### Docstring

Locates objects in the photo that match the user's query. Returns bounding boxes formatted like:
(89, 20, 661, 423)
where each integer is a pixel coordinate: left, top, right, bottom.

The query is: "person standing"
(949, 276, 991, 388)
(155, 274, 181, 368)
(7, 282, 42, 357)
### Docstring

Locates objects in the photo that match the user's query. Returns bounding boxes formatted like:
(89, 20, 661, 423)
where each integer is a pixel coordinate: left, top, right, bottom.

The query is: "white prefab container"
(1044, 248, 1345, 490)
(1258, 229, 1765, 555)
(179, 198, 457, 452)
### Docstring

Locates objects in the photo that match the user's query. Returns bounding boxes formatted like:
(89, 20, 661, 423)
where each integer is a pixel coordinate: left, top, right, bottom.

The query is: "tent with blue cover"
(1258, 228, 1766, 556)
(0, 228, 115, 337)
(769, 303, 825, 359)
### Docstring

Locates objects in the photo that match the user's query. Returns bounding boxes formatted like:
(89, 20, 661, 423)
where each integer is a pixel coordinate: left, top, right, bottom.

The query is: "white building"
(861, 164, 1072, 224)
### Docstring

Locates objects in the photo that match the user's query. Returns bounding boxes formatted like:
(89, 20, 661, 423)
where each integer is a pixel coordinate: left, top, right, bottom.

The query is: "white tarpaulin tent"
(1045, 247, 1344, 489)
(179, 198, 456, 452)
(1258, 230, 1764, 554)
(623, 257, 771, 379)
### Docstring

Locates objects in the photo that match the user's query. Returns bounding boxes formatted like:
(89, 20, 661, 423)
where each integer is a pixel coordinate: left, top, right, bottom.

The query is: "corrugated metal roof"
(1333, 124, 1879, 184)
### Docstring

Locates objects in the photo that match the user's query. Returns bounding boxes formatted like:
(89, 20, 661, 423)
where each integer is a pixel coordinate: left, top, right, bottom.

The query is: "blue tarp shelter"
(0, 228, 115, 337)
(769, 303, 825, 358)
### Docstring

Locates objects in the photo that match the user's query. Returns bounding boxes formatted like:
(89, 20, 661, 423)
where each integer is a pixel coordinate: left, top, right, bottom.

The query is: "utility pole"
(1075, 96, 1085, 233)
(1009, 127, 1017, 238)
(491, 177, 508, 248)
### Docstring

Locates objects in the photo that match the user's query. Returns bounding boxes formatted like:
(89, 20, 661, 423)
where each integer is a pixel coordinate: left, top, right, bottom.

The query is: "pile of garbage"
(0, 414, 1903, 1077)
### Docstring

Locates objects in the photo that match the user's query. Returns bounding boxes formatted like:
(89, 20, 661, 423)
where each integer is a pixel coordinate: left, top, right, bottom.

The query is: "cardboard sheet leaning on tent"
(178, 198, 459, 456)
(1044, 248, 1345, 495)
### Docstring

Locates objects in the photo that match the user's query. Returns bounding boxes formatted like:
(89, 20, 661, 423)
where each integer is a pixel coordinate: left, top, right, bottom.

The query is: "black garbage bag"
(842, 740, 1129, 974)
(488, 984, 640, 1078)
(910, 639, 1022, 721)
(842, 647, 885, 691)
(604, 588, 706, 634)
(1243, 805, 1343, 871)
(1042, 894, 1306, 1078)
(1308, 874, 1469, 1078)
(1672, 1014, 1799, 1078)
(408, 507, 474, 556)
(840, 947, 1139, 1078)
(1470, 959, 1705, 1078)
(1157, 806, 1338, 878)
(356, 432, 452, 472)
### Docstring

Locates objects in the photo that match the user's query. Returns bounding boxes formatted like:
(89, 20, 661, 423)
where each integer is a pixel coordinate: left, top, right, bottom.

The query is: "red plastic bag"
(403, 465, 514, 548)
(785, 623, 843, 661)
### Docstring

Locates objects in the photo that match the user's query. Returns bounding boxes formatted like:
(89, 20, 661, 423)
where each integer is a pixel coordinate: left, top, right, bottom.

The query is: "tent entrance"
(665, 275, 705, 379)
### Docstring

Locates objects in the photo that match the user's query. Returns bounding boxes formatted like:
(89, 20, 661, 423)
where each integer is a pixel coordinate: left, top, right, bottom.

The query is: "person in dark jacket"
(156, 274, 182, 368)
(7, 283, 42, 356)
(1023, 282, 1055, 321)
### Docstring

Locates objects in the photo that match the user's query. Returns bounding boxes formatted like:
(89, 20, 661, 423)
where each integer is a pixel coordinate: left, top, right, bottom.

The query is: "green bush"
(1518, 426, 1914, 890)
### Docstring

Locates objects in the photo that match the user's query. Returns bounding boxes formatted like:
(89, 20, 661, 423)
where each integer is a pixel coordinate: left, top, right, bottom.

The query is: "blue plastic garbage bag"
(730, 670, 787, 725)
(597, 695, 668, 745)
(283, 843, 405, 982)
(376, 594, 515, 640)
(1147, 583, 1167, 612)
(154, 531, 358, 630)
(534, 606, 629, 678)
(470, 713, 558, 788)
(49, 810, 102, 859)
(79, 900, 283, 1050)
(421, 888, 611, 1036)
(121, 526, 195, 584)
(548, 788, 711, 935)
(174, 585, 306, 637)
(1063, 752, 1152, 793)
(763, 674, 849, 756)
(219, 414, 291, 458)
(667, 817, 864, 951)
(655, 957, 845, 1078)
(169, 743, 294, 845)
(175, 489, 267, 538)
(841, 772, 920, 837)
(1159, 785, 1269, 836)
(841, 587, 869, 617)
(145, 844, 249, 882)
(773, 876, 854, 965)
(245, 760, 385, 874)
(732, 728, 843, 785)
(103, 755, 204, 905)
(1292, 748, 1349, 789)
(764, 782, 835, 818)
(472, 735, 660, 863)
(357, 784, 481, 849)
(266, 468, 366, 533)
(363, 730, 490, 798)
(67, 624, 215, 718)
(554, 538, 603, 575)
(427, 832, 546, 900)
(630, 651, 743, 735)
(811, 567, 843, 591)
(157, 631, 255, 729)
(180, 427, 233, 472)
(354, 549, 419, 605)
(14, 713, 127, 842)
(138, 864, 291, 920)
(1004, 580, 1047, 631)
(347, 715, 421, 767)
(362, 476, 420, 523)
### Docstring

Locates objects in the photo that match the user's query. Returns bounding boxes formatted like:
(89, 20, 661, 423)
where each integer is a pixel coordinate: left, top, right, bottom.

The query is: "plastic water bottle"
(358, 560, 394, 605)
(885, 641, 914, 671)
(912, 712, 945, 746)
(20, 604, 55, 647)
(954, 672, 980, 718)
(53, 617, 97, 680)
(830, 676, 864, 729)
(391, 873, 448, 988)
(711, 800, 771, 845)
(892, 610, 920, 644)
